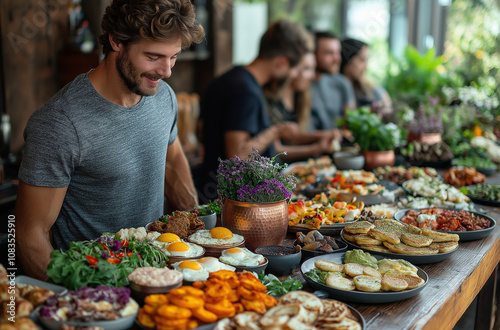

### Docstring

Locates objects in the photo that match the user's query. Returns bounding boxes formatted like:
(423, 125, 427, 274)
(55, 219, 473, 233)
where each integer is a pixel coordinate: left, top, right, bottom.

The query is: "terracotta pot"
(408, 132, 442, 145)
(361, 150, 395, 171)
(221, 197, 288, 251)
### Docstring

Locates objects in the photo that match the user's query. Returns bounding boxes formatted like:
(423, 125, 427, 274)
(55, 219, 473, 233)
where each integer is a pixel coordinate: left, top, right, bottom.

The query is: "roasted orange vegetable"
(137, 309, 155, 328)
(241, 298, 267, 314)
(205, 298, 235, 318)
(142, 304, 157, 316)
(237, 286, 261, 301)
(144, 294, 168, 307)
(191, 306, 218, 323)
(232, 302, 244, 313)
(204, 279, 231, 301)
(154, 316, 189, 329)
(156, 304, 192, 319)
(261, 293, 278, 309)
(169, 295, 204, 310)
(169, 286, 205, 298)
(227, 289, 240, 302)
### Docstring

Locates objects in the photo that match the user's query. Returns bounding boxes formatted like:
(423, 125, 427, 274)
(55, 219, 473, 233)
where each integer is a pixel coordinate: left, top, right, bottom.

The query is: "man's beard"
(116, 50, 162, 96)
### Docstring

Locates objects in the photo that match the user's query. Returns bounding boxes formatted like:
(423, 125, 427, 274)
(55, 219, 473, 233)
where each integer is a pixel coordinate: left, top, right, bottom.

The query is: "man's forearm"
(165, 153, 198, 210)
(17, 226, 53, 281)
(232, 126, 278, 158)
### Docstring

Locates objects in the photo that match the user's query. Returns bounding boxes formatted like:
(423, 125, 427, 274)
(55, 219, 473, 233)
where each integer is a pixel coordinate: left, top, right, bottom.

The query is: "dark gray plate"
(293, 239, 348, 261)
(340, 230, 456, 264)
(15, 275, 67, 294)
(301, 253, 428, 303)
(466, 184, 500, 207)
(288, 222, 349, 236)
(35, 301, 138, 330)
(394, 208, 497, 241)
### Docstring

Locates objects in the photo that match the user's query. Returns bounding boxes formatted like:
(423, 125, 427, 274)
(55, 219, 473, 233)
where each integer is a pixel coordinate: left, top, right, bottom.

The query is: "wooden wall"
(0, 0, 233, 156)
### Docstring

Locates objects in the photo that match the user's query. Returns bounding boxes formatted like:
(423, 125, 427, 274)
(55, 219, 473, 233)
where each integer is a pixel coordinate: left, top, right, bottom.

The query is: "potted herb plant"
(340, 107, 400, 170)
(216, 150, 297, 250)
(400, 97, 444, 144)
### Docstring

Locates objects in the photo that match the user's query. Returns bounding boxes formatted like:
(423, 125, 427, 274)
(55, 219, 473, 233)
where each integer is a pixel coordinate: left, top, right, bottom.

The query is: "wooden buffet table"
(284, 173, 500, 330)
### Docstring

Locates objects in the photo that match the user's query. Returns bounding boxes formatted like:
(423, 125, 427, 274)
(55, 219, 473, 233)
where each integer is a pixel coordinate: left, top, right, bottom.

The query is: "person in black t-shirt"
(196, 20, 333, 203)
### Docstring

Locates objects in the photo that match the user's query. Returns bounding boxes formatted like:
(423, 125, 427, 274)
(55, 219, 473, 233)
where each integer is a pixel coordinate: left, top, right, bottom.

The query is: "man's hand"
(275, 122, 301, 142)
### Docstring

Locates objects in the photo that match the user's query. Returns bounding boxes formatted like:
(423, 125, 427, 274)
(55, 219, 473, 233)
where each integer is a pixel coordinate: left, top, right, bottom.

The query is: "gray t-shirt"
(19, 73, 178, 250)
(310, 73, 355, 130)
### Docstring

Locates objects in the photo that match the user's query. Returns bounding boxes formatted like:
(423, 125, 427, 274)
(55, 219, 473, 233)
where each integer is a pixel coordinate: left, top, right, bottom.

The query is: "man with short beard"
(16, 0, 204, 280)
(310, 31, 356, 131)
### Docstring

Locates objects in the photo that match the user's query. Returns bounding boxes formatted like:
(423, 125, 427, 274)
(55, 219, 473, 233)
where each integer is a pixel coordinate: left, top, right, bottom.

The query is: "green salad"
(47, 234, 169, 290)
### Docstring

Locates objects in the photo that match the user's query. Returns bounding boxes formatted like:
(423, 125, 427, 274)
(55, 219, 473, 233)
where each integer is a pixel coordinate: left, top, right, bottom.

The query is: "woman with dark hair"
(340, 38, 392, 117)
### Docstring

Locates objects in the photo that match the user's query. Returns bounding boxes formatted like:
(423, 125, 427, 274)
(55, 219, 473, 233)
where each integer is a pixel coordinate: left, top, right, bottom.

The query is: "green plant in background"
(444, 0, 500, 105)
(384, 46, 448, 109)
(340, 107, 400, 151)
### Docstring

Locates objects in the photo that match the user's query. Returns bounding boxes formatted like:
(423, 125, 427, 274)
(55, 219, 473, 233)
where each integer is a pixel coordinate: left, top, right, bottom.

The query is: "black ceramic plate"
(36, 300, 139, 330)
(466, 184, 500, 207)
(15, 275, 67, 294)
(340, 230, 456, 264)
(293, 239, 348, 261)
(288, 222, 351, 236)
(301, 253, 428, 303)
(136, 320, 215, 330)
(394, 208, 497, 241)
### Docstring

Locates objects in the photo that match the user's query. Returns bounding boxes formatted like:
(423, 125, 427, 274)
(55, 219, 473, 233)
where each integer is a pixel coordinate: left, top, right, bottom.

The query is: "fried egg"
(197, 257, 235, 272)
(171, 260, 210, 282)
(157, 233, 181, 243)
(152, 240, 204, 258)
(188, 227, 244, 246)
(219, 248, 265, 267)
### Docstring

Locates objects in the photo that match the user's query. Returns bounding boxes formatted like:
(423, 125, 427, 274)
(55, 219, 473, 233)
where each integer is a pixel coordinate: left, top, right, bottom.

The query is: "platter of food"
(374, 165, 439, 185)
(293, 230, 348, 261)
(463, 184, 500, 207)
(394, 208, 496, 241)
(35, 286, 139, 330)
(216, 291, 366, 330)
(400, 177, 474, 210)
(339, 219, 459, 264)
(301, 251, 428, 303)
(287, 197, 365, 235)
(282, 157, 337, 195)
(187, 227, 246, 258)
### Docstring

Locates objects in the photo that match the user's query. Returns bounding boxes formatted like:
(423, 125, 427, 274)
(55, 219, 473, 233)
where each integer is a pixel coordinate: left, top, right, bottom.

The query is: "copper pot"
(361, 150, 395, 171)
(221, 197, 288, 251)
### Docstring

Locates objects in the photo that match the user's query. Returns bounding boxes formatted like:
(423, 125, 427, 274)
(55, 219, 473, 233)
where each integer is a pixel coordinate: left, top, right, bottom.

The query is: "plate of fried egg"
(171, 257, 236, 282)
(218, 247, 268, 273)
(150, 232, 205, 263)
(188, 227, 245, 257)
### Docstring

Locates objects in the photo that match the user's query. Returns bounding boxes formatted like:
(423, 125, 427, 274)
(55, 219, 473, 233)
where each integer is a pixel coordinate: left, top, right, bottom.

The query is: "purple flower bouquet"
(216, 150, 297, 203)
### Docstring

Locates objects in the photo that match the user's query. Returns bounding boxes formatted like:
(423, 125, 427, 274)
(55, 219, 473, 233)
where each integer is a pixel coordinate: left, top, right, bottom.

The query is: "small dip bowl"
(255, 245, 301, 276)
(128, 267, 183, 305)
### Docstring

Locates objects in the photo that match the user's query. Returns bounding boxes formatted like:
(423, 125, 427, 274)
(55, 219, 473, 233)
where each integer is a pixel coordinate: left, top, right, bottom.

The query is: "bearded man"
(16, 0, 204, 280)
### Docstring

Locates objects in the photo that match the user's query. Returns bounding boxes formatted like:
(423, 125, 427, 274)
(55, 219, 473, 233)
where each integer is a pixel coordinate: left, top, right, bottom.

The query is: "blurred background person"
(264, 51, 341, 161)
(310, 31, 356, 131)
(341, 38, 392, 119)
(196, 20, 323, 203)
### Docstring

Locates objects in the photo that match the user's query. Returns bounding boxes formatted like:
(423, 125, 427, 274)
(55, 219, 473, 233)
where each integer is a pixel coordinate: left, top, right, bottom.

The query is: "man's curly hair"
(98, 0, 205, 55)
